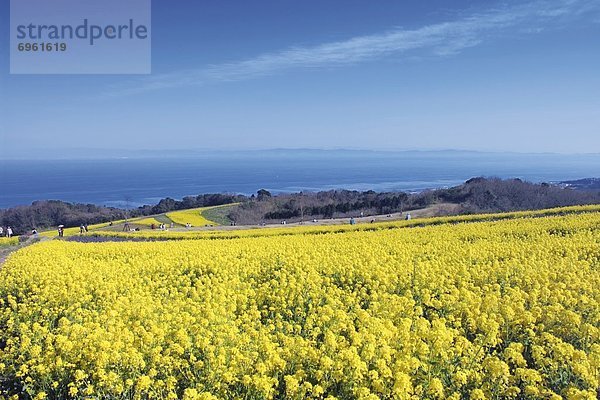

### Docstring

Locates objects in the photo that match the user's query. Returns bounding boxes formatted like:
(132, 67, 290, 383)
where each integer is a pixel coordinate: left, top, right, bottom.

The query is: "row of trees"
(0, 194, 244, 235)
(2, 178, 599, 234)
(135, 193, 244, 215)
(0, 201, 127, 234)
(437, 177, 600, 212)
(228, 178, 600, 224)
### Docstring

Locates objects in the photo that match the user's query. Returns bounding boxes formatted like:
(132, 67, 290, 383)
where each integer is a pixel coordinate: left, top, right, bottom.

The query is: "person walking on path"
(6, 227, 13, 238)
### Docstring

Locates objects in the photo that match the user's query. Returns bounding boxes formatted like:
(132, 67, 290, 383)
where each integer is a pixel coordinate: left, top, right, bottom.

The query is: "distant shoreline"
(3, 148, 600, 161)
(2, 177, 600, 236)
(1, 150, 599, 209)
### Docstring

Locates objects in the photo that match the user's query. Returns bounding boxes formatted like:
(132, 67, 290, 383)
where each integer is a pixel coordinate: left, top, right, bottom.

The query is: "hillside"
(0, 208, 598, 398)
(559, 178, 600, 191)
(2, 178, 599, 235)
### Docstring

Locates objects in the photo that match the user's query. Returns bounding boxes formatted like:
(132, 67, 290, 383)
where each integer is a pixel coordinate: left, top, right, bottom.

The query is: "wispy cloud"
(111, 0, 599, 95)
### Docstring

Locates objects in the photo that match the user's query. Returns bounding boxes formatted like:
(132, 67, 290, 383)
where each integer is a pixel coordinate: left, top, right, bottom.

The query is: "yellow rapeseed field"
(94, 204, 600, 241)
(166, 205, 225, 227)
(0, 211, 598, 399)
(0, 237, 19, 247)
(38, 216, 163, 238)
(131, 217, 165, 227)
(38, 220, 123, 238)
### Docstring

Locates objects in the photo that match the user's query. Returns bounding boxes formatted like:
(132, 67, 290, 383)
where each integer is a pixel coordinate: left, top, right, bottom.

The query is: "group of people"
(0, 226, 14, 238)
(122, 222, 141, 232)
(349, 212, 411, 225)
(2, 211, 417, 239)
(150, 222, 173, 230)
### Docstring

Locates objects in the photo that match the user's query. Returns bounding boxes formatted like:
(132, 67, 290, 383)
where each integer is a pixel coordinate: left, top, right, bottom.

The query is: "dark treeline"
(228, 177, 600, 224)
(437, 177, 600, 212)
(229, 190, 413, 223)
(0, 194, 243, 235)
(1, 178, 599, 234)
(558, 178, 600, 191)
(136, 193, 244, 215)
(0, 201, 128, 235)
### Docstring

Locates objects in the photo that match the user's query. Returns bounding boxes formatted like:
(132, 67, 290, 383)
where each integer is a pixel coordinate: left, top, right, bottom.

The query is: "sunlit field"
(0, 237, 19, 247)
(92, 205, 600, 240)
(166, 205, 226, 227)
(130, 217, 164, 227)
(0, 210, 598, 399)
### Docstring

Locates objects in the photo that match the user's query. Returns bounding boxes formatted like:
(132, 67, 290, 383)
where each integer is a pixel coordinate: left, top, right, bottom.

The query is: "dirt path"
(153, 203, 461, 232)
(42, 203, 461, 239)
(0, 246, 20, 267)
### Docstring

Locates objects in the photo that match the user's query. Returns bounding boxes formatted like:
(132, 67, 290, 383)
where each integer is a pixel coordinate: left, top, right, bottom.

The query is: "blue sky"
(1, 0, 600, 156)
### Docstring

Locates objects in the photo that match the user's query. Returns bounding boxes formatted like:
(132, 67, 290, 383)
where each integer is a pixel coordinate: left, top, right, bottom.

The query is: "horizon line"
(2, 147, 600, 161)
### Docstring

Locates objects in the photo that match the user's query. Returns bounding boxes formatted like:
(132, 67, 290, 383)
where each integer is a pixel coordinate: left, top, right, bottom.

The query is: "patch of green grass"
(201, 204, 236, 226)
(0, 237, 20, 248)
(154, 214, 174, 225)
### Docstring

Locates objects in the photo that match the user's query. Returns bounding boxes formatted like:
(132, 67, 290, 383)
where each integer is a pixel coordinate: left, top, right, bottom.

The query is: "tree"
(257, 189, 272, 201)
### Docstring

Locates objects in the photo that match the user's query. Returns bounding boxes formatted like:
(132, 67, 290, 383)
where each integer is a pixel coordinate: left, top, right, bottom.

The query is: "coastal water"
(1, 150, 598, 209)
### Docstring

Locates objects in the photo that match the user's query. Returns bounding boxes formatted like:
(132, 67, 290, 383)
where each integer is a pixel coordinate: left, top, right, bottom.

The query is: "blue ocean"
(1, 150, 598, 209)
